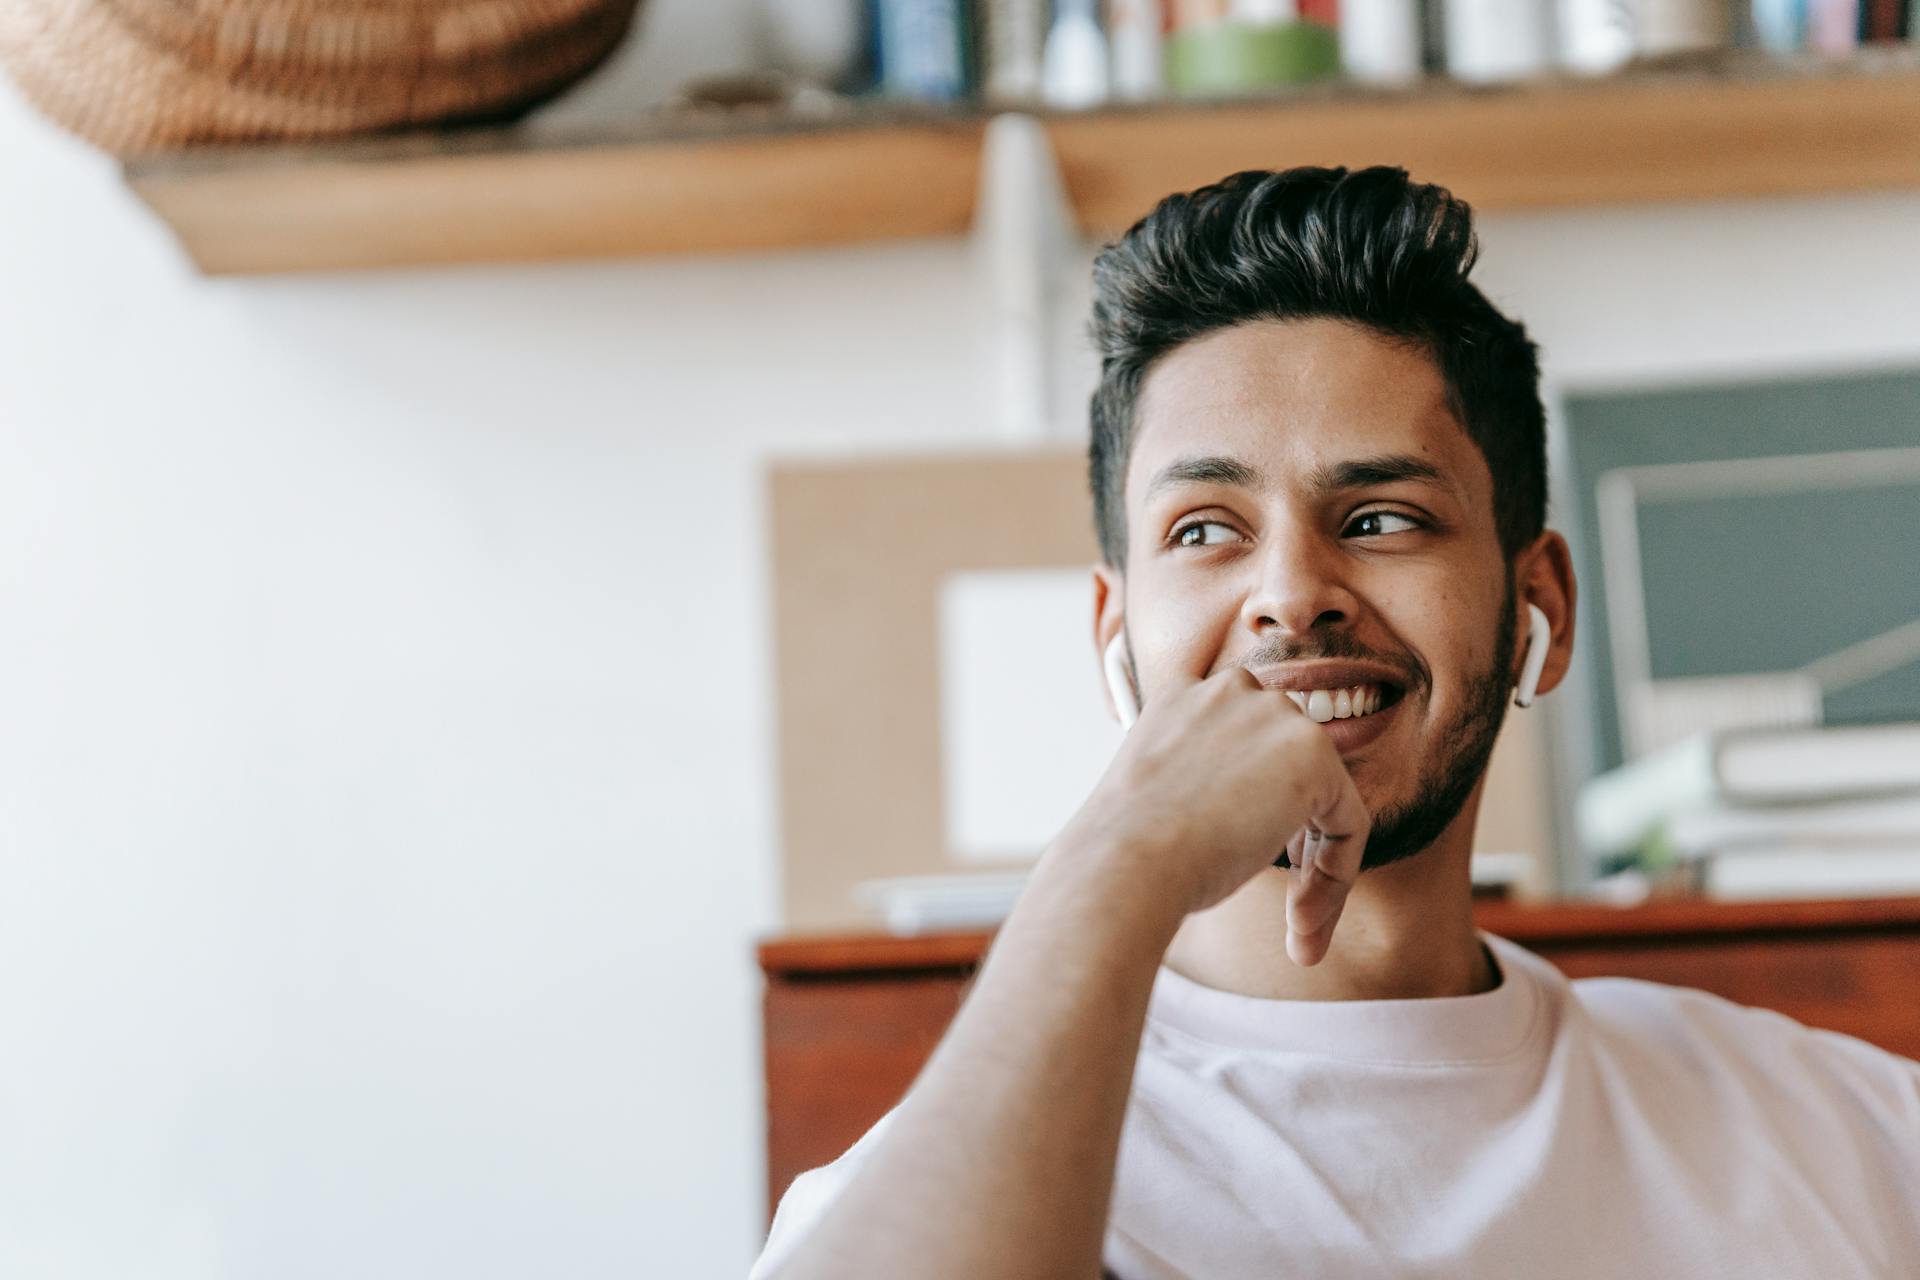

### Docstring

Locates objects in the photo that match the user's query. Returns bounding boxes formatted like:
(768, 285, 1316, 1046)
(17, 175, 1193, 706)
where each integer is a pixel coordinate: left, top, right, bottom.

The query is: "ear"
(1512, 531, 1577, 701)
(1093, 561, 1128, 716)
(1093, 561, 1125, 654)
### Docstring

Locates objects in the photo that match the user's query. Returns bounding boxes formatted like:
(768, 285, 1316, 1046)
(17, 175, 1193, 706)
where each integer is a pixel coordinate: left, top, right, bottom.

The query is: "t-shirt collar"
(1144, 932, 1549, 1067)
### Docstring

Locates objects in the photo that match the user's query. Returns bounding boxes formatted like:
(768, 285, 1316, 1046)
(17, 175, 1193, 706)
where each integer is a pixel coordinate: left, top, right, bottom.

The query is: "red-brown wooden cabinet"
(758, 896, 1920, 1217)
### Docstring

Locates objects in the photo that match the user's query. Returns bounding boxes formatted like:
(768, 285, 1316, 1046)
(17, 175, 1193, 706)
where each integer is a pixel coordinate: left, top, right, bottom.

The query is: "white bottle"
(755, 0, 867, 86)
(981, 0, 1048, 102)
(1108, 0, 1166, 100)
(1636, 0, 1730, 56)
(1557, 0, 1634, 74)
(1230, 0, 1300, 19)
(1444, 0, 1551, 83)
(1043, 0, 1112, 109)
(1340, 0, 1424, 84)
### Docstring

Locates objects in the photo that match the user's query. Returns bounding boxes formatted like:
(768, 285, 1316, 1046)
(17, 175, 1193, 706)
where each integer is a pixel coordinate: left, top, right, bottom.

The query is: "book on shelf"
(1705, 844, 1920, 900)
(975, 0, 1048, 103)
(877, 0, 972, 102)
(1860, 0, 1912, 41)
(1662, 792, 1920, 857)
(1578, 721, 1920, 859)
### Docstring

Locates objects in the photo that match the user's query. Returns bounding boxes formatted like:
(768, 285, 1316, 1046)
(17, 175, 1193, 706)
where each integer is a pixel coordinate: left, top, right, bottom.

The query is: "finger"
(1308, 765, 1370, 883)
(1287, 881, 1338, 967)
(1286, 773, 1371, 967)
(1287, 852, 1348, 966)
(1285, 859, 1307, 948)
(1276, 825, 1308, 871)
(1139, 660, 1228, 711)
(1225, 665, 1298, 703)
(1299, 827, 1320, 879)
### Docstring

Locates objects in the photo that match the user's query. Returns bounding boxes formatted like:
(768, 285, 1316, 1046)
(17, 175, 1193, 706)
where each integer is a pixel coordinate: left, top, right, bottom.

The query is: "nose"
(1238, 519, 1358, 637)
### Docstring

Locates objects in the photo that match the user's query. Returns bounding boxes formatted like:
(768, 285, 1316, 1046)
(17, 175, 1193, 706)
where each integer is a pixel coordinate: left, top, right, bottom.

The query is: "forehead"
(1125, 317, 1488, 508)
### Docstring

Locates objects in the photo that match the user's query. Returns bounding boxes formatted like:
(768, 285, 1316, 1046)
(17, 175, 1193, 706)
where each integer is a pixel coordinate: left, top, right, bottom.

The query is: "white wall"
(0, 58, 995, 1280)
(5, 15, 1920, 1277)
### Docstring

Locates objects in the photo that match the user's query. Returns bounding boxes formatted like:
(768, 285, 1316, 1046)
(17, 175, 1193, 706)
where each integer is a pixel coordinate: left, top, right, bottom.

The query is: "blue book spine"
(876, 0, 970, 101)
(1751, 0, 1809, 49)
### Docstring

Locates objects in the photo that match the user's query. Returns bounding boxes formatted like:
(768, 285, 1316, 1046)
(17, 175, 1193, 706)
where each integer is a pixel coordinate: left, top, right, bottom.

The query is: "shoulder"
(1567, 970, 1920, 1126)
(748, 1108, 897, 1279)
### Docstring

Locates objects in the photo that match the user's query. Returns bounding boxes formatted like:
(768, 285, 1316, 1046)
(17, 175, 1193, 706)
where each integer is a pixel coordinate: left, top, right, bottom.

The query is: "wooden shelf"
(759, 893, 1920, 1210)
(755, 893, 1920, 977)
(125, 50, 1920, 276)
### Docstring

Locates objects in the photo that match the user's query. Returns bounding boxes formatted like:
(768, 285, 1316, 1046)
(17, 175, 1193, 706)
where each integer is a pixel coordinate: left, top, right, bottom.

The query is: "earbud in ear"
(1514, 603, 1550, 708)
(1103, 632, 1140, 730)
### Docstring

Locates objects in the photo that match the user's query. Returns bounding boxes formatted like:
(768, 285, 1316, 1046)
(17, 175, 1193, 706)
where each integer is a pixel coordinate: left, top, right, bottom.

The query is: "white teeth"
(1287, 684, 1387, 723)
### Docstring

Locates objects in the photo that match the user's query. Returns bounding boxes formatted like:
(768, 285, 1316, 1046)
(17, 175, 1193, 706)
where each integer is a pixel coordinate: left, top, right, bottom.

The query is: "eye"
(1172, 520, 1242, 548)
(1344, 510, 1423, 538)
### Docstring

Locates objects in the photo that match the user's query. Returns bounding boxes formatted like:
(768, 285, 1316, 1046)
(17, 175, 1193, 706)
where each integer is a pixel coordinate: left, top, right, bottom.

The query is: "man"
(750, 168, 1920, 1278)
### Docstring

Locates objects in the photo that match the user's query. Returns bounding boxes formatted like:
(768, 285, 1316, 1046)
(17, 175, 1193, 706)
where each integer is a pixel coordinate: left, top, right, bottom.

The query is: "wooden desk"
(757, 895, 1920, 1216)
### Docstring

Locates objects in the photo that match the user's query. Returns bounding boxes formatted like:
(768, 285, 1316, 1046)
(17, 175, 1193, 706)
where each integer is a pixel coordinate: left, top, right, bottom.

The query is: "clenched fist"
(1062, 664, 1370, 967)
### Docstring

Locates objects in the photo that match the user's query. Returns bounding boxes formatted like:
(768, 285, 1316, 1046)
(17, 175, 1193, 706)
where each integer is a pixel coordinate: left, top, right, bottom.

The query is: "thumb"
(1284, 766, 1370, 968)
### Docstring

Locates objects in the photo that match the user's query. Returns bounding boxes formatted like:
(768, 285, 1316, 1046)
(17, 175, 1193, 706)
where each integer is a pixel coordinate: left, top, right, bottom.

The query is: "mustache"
(1238, 631, 1428, 692)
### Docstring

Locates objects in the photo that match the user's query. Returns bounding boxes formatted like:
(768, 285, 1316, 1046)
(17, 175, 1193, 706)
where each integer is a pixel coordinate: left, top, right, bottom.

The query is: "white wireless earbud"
(1514, 603, 1550, 708)
(1103, 632, 1140, 730)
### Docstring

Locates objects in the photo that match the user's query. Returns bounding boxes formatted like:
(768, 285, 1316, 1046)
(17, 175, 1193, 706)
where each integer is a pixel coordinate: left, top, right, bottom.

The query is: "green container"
(1165, 20, 1341, 97)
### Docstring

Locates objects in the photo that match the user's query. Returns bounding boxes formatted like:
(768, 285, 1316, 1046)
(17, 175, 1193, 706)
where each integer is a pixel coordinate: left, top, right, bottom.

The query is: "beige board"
(770, 448, 1554, 932)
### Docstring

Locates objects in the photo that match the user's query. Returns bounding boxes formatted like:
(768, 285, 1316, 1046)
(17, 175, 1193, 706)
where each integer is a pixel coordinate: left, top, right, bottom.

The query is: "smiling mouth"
(1277, 683, 1405, 723)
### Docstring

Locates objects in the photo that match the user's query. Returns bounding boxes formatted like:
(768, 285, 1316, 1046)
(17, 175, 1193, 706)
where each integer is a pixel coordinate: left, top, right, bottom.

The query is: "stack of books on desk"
(1579, 722, 1920, 900)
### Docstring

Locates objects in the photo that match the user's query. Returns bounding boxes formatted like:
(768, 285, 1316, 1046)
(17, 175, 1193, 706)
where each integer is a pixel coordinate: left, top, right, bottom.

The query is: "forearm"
(776, 822, 1183, 1280)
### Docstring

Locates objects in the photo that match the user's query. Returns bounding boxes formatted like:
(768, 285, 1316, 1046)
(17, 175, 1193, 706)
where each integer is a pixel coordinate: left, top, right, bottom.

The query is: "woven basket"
(0, 0, 645, 155)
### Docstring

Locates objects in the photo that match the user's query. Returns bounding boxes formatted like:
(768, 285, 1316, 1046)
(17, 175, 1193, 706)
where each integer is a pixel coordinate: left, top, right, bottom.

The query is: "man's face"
(1110, 317, 1516, 870)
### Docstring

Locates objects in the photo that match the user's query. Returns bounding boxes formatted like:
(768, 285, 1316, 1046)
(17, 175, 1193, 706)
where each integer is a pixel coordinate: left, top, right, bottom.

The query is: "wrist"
(1021, 813, 1191, 953)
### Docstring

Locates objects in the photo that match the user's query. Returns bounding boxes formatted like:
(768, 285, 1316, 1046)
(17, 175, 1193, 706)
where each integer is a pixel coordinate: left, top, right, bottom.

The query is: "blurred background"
(3, 0, 1919, 1275)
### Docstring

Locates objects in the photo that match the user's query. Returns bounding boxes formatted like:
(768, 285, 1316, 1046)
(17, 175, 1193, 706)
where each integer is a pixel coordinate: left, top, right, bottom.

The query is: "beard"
(1268, 582, 1518, 875)
(1355, 584, 1517, 872)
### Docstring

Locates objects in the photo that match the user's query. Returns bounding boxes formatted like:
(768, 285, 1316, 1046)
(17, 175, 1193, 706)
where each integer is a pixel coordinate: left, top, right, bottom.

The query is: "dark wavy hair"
(1087, 166, 1546, 568)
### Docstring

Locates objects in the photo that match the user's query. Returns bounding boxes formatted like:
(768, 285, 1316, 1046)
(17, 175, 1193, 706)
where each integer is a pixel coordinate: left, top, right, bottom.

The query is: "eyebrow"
(1144, 451, 1448, 501)
(1144, 454, 1265, 499)
(1307, 453, 1448, 493)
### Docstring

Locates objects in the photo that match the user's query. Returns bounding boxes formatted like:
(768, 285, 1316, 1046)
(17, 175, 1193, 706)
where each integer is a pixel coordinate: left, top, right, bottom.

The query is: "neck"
(1162, 796, 1495, 1002)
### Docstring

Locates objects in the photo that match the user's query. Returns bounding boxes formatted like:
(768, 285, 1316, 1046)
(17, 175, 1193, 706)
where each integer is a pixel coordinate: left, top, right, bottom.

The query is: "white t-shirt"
(751, 932, 1920, 1278)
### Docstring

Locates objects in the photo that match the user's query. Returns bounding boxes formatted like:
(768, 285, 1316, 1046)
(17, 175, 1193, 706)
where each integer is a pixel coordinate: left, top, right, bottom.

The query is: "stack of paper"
(855, 852, 1538, 935)
(855, 873, 1032, 936)
(1578, 723, 1920, 899)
